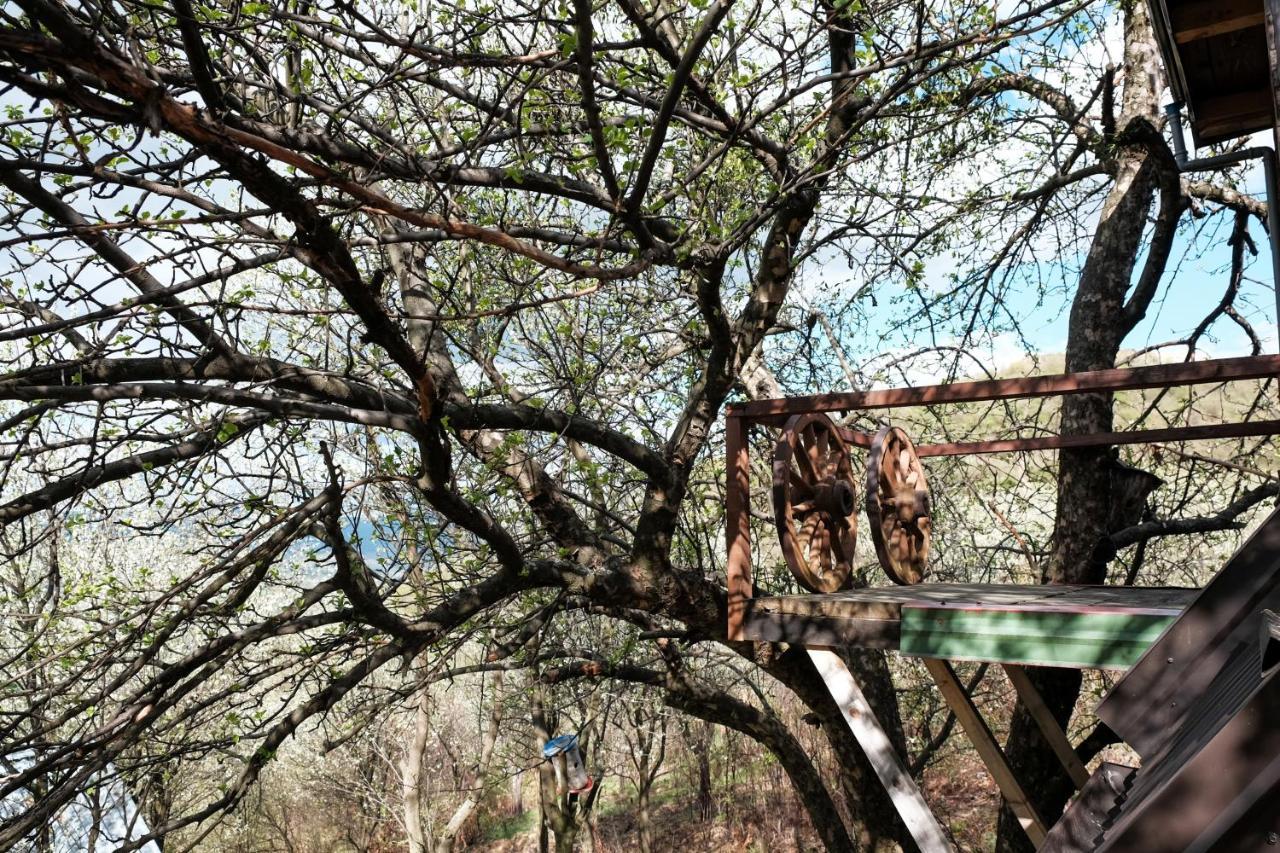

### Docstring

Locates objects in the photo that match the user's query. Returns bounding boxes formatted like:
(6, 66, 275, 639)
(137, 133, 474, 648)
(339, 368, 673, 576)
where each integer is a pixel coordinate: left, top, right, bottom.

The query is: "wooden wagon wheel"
(866, 425, 932, 585)
(772, 413, 858, 593)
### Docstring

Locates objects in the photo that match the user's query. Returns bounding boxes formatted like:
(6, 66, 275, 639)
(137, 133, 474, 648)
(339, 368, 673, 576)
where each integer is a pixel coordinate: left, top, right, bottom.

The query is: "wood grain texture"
(808, 649, 955, 852)
(925, 658, 1047, 847)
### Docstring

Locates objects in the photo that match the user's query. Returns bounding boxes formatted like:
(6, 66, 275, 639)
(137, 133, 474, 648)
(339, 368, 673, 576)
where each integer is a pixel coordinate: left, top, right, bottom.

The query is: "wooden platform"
(742, 583, 1197, 669)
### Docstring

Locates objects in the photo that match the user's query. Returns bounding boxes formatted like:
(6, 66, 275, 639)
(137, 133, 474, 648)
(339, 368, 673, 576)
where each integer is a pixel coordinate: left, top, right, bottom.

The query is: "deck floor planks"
(750, 583, 1196, 620)
(744, 583, 1199, 667)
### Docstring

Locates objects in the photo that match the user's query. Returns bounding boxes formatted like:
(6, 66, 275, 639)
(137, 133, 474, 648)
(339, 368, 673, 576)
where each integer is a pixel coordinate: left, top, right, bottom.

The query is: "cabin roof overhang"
(1148, 0, 1279, 147)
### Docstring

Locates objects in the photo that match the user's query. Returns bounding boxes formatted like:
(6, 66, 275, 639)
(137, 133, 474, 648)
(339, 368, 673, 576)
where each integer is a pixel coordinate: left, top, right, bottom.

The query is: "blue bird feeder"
(542, 732, 593, 794)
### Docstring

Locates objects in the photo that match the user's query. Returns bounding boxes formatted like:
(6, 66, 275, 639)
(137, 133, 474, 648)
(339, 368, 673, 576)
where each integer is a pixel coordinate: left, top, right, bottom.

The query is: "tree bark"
(402, 682, 432, 853)
(510, 771, 525, 817)
(532, 687, 582, 853)
(437, 672, 504, 853)
(997, 5, 1167, 850)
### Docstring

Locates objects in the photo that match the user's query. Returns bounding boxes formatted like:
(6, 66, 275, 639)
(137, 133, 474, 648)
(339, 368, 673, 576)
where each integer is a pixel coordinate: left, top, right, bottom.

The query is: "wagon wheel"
(772, 413, 858, 593)
(866, 426, 932, 585)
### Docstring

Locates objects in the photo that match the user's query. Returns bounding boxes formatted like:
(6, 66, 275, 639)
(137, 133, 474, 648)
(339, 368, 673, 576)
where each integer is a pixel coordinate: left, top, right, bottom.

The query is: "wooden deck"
(742, 583, 1198, 669)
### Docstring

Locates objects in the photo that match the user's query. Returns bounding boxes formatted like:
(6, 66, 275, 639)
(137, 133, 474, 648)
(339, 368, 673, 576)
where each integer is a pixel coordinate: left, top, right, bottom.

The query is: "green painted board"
(899, 605, 1178, 670)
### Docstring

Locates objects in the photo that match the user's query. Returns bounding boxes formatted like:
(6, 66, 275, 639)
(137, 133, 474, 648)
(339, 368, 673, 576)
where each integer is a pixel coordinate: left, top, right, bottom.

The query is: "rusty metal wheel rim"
(866, 425, 931, 585)
(772, 413, 858, 593)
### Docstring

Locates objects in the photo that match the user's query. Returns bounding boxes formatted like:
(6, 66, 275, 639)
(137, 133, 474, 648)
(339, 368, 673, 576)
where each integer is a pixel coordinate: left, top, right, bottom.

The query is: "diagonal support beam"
(1004, 664, 1091, 789)
(925, 658, 1048, 848)
(807, 648, 954, 852)
(725, 414, 752, 641)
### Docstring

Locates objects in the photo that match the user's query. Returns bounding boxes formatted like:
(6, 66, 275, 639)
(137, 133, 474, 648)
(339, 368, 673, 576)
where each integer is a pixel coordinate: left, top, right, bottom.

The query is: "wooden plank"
(750, 584, 1197, 621)
(1172, 0, 1264, 43)
(923, 658, 1047, 848)
(1098, 506, 1280, 757)
(1003, 664, 1091, 789)
(725, 415, 751, 641)
(900, 606, 1178, 669)
(725, 354, 1280, 418)
(808, 649, 954, 852)
(741, 611, 901, 649)
(1195, 88, 1274, 140)
(913, 417, 1280, 458)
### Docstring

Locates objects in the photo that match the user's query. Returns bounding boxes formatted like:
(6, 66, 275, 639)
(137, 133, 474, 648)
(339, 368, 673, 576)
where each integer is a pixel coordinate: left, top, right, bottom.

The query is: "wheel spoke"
(800, 512, 821, 539)
(800, 424, 816, 455)
(880, 440, 898, 490)
(807, 434, 824, 478)
(795, 440, 819, 482)
(838, 524, 856, 565)
(790, 465, 814, 496)
(883, 441, 899, 487)
(817, 519, 832, 575)
(900, 529, 915, 563)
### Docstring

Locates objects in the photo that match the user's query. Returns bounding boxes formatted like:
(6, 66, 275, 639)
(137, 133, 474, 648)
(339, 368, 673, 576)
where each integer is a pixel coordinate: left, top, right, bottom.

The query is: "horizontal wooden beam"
(726, 354, 1280, 419)
(1172, 0, 1264, 42)
(899, 606, 1179, 669)
(1194, 88, 1275, 141)
(912, 418, 1280, 457)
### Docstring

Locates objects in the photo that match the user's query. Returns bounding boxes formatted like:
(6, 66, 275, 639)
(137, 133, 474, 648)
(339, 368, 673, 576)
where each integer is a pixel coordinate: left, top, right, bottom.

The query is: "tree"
(886, 3, 1280, 846)
(1, 0, 1276, 850)
(622, 696, 667, 853)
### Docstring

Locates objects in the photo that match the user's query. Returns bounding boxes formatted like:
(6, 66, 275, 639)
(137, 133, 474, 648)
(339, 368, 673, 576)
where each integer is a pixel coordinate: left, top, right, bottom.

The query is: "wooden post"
(726, 414, 752, 641)
(923, 658, 1048, 848)
(808, 649, 954, 852)
(1003, 663, 1091, 789)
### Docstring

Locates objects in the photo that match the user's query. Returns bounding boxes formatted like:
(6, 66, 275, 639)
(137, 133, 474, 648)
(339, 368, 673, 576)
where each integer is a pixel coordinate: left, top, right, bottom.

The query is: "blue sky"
(842, 159, 1280, 382)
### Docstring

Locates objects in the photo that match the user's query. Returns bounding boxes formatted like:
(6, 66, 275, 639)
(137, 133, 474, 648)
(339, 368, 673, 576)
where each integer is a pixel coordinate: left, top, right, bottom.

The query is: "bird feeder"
(542, 733, 593, 795)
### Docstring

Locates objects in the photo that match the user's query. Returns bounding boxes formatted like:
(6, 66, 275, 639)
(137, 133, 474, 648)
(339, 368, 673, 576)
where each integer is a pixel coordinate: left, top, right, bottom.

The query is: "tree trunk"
(532, 687, 581, 853)
(538, 794, 550, 853)
(510, 771, 525, 816)
(996, 4, 1167, 850)
(553, 824, 579, 853)
(630, 703, 665, 853)
(638, 782, 653, 853)
(437, 672, 504, 853)
(693, 721, 713, 821)
(403, 681, 432, 853)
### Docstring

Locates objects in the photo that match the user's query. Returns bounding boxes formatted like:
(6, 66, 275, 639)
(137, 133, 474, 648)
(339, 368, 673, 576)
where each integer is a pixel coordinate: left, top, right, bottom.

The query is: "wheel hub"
(814, 478, 855, 518)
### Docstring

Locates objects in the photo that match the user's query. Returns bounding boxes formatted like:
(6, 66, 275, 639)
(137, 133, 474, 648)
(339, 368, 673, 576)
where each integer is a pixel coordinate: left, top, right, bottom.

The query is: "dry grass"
(476, 752, 1008, 853)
